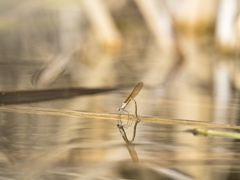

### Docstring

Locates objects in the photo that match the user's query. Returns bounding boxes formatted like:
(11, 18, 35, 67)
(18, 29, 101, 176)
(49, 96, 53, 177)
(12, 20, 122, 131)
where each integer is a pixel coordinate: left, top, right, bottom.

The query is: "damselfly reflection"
(117, 98, 141, 143)
(117, 82, 143, 128)
(117, 97, 140, 161)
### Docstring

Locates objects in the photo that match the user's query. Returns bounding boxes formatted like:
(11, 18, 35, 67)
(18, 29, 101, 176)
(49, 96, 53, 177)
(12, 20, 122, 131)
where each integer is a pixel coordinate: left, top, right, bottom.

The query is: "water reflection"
(117, 119, 140, 163)
(1, 107, 240, 180)
(0, 87, 118, 105)
(1, 1, 240, 179)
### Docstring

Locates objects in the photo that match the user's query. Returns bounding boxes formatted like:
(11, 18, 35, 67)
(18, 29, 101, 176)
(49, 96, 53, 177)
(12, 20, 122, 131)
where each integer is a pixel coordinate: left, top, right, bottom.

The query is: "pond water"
(0, 1, 240, 180)
(1, 62, 240, 180)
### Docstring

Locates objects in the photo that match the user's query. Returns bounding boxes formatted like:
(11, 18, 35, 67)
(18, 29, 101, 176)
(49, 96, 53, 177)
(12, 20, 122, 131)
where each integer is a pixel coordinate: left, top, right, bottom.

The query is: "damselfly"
(117, 82, 143, 128)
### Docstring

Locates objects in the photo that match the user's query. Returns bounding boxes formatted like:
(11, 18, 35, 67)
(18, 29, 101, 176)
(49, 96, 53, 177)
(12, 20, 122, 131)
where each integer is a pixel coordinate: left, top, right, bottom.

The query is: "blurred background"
(1, 0, 240, 179)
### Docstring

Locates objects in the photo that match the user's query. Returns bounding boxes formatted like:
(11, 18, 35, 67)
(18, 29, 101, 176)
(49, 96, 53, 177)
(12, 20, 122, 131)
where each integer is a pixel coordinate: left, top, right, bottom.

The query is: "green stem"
(191, 128, 240, 139)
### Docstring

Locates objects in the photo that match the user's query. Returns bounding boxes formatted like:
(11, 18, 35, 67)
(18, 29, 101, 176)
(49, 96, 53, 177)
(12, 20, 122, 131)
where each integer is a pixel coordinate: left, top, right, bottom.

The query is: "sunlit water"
(0, 2, 240, 179)
(1, 80, 240, 180)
